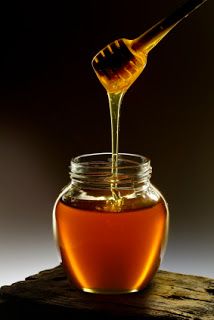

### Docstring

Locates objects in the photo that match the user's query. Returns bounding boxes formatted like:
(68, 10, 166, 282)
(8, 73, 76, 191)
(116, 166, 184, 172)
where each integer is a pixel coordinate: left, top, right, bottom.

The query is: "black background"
(0, 0, 213, 285)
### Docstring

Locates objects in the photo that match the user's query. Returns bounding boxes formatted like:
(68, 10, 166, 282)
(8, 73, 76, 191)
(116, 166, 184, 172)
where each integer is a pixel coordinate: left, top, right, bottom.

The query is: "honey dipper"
(92, 0, 208, 93)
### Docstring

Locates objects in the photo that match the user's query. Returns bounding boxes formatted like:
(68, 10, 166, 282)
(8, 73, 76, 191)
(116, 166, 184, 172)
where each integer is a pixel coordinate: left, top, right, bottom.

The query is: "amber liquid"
(56, 198, 167, 293)
(108, 91, 123, 189)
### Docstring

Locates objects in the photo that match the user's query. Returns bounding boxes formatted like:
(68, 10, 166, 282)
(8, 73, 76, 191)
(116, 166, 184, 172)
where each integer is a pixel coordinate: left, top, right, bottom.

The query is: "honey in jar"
(53, 153, 168, 294)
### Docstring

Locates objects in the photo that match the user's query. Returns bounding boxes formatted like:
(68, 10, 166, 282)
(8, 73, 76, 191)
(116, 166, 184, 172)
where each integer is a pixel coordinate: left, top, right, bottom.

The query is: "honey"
(56, 194, 167, 293)
(54, 152, 169, 294)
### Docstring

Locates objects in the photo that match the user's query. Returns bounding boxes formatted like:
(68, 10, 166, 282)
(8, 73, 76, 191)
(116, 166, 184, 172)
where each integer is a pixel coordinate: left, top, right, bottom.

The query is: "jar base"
(82, 288, 139, 294)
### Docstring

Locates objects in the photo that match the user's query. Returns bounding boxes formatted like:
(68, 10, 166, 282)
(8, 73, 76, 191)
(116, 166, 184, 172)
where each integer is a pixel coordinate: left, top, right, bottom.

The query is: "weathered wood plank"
(0, 265, 214, 319)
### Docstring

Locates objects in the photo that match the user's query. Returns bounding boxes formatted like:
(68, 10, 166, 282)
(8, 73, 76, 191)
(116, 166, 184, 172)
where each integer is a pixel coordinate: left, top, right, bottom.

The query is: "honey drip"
(107, 91, 124, 203)
(92, 0, 207, 201)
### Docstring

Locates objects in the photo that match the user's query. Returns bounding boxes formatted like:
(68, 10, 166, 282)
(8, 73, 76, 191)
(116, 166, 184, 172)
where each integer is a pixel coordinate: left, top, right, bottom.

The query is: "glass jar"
(53, 153, 169, 294)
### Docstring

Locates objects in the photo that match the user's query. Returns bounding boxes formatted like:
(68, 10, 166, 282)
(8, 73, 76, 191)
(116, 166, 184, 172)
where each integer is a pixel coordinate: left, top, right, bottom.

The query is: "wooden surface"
(0, 265, 214, 319)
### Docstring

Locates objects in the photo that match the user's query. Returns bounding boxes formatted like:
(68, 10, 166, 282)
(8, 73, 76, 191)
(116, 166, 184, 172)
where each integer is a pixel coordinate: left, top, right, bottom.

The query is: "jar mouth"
(70, 153, 152, 189)
(71, 152, 150, 170)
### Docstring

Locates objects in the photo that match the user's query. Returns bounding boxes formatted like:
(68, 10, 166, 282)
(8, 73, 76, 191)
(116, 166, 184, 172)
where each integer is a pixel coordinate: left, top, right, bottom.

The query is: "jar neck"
(70, 153, 152, 190)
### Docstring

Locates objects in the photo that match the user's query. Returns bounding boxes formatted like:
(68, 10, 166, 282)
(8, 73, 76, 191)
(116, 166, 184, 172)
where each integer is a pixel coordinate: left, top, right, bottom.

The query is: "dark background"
(0, 0, 213, 286)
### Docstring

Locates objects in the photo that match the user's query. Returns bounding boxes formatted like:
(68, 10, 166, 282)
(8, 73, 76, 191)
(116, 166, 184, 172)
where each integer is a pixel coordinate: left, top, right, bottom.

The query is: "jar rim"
(71, 152, 150, 170)
(70, 153, 152, 189)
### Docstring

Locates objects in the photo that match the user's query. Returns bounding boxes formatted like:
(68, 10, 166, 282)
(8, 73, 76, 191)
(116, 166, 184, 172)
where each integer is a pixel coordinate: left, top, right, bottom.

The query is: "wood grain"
(0, 265, 214, 319)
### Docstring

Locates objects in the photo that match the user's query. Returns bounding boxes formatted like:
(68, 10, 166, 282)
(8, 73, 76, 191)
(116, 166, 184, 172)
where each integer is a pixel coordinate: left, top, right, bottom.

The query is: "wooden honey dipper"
(92, 0, 208, 93)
